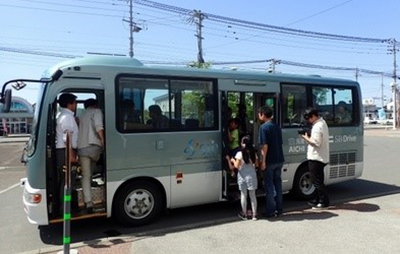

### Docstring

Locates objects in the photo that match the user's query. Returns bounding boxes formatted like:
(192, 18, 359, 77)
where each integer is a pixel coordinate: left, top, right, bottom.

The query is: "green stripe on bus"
(64, 195, 72, 202)
(63, 237, 71, 244)
(64, 213, 71, 220)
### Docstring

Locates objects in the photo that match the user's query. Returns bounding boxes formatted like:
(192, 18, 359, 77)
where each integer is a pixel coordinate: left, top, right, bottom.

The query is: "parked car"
(364, 117, 378, 124)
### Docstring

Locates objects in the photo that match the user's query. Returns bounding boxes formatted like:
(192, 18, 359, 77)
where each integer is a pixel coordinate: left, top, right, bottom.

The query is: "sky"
(1, 0, 399, 105)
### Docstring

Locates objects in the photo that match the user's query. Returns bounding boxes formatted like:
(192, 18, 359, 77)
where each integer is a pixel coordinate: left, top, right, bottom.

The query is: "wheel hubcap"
(299, 172, 315, 195)
(124, 189, 154, 220)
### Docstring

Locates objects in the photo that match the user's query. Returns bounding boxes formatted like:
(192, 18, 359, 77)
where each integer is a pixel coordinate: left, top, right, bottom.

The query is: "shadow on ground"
(39, 178, 400, 246)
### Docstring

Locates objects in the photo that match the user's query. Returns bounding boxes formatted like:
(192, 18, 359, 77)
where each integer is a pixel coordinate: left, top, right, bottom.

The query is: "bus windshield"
(26, 82, 47, 157)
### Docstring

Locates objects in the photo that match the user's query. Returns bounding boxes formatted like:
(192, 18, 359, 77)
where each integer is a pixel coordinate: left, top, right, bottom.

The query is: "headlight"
(26, 136, 36, 157)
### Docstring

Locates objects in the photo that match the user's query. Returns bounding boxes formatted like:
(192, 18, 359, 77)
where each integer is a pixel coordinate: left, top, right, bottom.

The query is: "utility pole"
(355, 67, 359, 81)
(381, 74, 384, 108)
(268, 59, 278, 73)
(388, 38, 399, 129)
(188, 10, 207, 64)
(123, 0, 142, 58)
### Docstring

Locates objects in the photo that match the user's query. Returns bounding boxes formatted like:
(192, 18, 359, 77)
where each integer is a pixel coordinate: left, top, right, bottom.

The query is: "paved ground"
(40, 194, 400, 254)
(6, 129, 400, 254)
(364, 128, 400, 137)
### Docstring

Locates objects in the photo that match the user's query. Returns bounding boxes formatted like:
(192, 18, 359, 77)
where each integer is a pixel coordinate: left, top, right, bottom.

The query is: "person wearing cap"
(301, 107, 330, 209)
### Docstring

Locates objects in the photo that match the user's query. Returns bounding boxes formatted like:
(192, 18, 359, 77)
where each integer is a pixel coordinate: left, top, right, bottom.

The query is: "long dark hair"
(241, 135, 256, 164)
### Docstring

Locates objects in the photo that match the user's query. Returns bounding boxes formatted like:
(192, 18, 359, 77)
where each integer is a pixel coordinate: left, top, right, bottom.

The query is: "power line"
(134, 0, 388, 43)
(0, 46, 79, 58)
(285, 0, 354, 26)
(212, 58, 393, 77)
(11, 0, 125, 12)
(1, 43, 395, 81)
(0, 3, 122, 18)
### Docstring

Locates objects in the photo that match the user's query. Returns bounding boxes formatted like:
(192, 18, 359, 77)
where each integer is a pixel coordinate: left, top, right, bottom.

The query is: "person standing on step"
(78, 98, 104, 213)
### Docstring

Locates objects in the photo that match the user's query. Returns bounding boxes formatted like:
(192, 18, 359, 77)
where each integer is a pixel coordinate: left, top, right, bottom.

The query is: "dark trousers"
(308, 160, 330, 205)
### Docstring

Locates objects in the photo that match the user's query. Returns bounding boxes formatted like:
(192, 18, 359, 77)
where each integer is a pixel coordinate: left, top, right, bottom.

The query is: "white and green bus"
(0, 57, 363, 226)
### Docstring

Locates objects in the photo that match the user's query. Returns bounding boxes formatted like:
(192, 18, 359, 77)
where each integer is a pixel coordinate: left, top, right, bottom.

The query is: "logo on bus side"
(184, 139, 218, 158)
(288, 135, 357, 154)
(288, 137, 307, 153)
(334, 135, 357, 143)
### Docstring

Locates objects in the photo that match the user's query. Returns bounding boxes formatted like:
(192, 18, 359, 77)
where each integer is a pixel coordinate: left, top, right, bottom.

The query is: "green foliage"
(313, 87, 328, 105)
(182, 91, 205, 125)
(227, 92, 253, 120)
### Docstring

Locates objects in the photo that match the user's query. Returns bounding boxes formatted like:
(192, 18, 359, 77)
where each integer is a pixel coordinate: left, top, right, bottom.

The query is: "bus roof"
(44, 56, 359, 87)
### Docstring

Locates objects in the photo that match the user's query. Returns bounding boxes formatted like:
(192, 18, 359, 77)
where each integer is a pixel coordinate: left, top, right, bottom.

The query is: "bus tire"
(114, 180, 162, 226)
(291, 166, 316, 200)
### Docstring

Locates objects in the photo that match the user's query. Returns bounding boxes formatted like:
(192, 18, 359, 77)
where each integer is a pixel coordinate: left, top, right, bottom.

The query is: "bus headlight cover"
(24, 189, 42, 204)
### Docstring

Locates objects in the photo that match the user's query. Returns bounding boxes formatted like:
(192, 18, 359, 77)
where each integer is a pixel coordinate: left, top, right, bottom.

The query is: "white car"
(364, 117, 377, 124)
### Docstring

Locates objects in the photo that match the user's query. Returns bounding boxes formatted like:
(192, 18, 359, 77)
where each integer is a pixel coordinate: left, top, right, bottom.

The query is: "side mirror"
(0, 89, 12, 113)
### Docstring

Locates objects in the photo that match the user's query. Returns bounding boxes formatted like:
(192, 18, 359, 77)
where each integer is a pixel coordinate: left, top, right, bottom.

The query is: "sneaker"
(238, 212, 247, 220)
(252, 216, 258, 221)
(312, 203, 329, 209)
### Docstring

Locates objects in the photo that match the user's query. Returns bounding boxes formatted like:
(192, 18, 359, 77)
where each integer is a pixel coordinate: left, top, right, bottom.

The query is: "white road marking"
(0, 183, 20, 195)
(0, 166, 25, 170)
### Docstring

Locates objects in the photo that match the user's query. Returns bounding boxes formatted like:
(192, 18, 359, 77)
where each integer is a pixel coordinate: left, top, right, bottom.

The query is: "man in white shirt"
(56, 93, 78, 214)
(78, 99, 104, 213)
(301, 108, 330, 209)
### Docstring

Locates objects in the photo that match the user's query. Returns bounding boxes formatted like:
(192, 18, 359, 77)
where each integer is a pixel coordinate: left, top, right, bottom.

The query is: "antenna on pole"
(123, 0, 142, 58)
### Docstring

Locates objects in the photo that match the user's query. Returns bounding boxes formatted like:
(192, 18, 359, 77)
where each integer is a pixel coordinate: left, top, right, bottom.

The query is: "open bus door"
(220, 90, 230, 200)
(47, 90, 107, 223)
(46, 98, 59, 219)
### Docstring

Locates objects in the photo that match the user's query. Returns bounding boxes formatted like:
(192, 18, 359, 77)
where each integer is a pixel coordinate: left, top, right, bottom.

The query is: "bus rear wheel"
(114, 180, 162, 226)
(291, 166, 316, 200)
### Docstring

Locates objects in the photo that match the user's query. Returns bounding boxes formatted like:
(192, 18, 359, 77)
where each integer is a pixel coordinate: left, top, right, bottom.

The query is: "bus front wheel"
(114, 180, 162, 226)
(291, 166, 316, 200)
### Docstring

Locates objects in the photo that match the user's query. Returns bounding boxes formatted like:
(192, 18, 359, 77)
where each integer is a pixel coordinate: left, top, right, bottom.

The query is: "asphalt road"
(1, 133, 400, 253)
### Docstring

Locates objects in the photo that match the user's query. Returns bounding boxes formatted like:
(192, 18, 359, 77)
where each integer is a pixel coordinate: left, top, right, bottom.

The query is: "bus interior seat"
(170, 119, 183, 129)
(185, 119, 199, 129)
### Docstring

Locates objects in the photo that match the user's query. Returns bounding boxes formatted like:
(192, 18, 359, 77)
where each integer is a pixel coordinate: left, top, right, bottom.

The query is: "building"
(363, 98, 378, 122)
(0, 96, 34, 135)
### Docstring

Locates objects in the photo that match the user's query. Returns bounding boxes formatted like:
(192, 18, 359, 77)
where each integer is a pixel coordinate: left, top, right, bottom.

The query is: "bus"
(0, 57, 363, 226)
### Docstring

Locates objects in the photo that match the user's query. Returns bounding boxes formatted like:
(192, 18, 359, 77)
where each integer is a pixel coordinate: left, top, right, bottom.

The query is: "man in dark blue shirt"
(258, 105, 285, 218)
